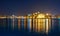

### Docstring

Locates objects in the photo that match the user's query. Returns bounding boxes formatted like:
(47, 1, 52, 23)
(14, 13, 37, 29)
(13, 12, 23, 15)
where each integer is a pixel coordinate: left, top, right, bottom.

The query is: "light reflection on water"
(0, 18, 60, 35)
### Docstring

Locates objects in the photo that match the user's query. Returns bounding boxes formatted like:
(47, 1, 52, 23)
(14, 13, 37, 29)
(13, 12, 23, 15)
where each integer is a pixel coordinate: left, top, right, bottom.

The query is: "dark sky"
(0, 0, 60, 16)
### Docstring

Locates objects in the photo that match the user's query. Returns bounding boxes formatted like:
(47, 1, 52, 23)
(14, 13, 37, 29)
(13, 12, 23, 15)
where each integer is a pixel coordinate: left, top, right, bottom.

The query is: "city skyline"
(0, 0, 60, 36)
(0, 12, 60, 18)
(0, 11, 60, 34)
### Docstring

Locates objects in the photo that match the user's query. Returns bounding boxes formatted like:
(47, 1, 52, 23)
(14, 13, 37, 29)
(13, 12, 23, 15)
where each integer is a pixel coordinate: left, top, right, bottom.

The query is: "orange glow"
(18, 19, 20, 30)
(0, 12, 52, 34)
(37, 14, 45, 18)
(46, 13, 49, 15)
(46, 19, 49, 33)
(36, 14, 46, 32)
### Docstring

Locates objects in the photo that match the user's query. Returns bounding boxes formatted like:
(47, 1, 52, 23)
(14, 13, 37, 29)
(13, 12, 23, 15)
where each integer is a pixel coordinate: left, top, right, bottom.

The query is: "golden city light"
(37, 14, 45, 18)
(0, 12, 57, 34)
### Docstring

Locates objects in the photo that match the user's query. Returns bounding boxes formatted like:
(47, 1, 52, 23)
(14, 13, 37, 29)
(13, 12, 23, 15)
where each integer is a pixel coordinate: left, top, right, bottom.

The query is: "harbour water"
(0, 18, 60, 36)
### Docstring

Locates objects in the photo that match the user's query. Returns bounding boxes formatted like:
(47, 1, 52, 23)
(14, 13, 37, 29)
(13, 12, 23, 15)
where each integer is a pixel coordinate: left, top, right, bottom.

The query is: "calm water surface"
(0, 18, 60, 36)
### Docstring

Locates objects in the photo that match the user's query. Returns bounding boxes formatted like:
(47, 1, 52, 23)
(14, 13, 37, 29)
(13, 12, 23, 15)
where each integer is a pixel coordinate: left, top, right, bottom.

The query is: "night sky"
(0, 0, 60, 16)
